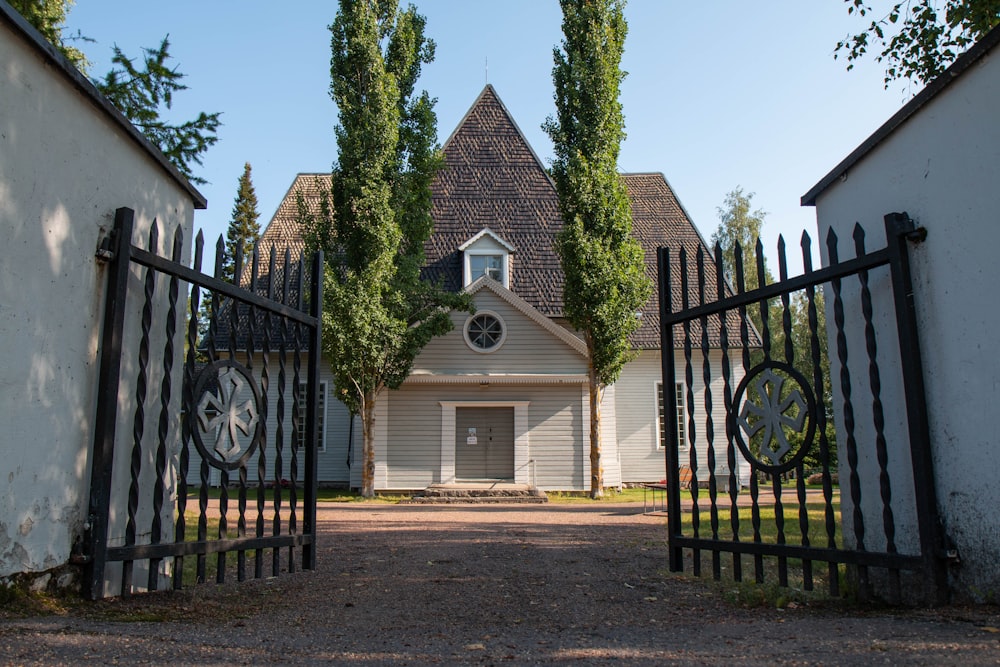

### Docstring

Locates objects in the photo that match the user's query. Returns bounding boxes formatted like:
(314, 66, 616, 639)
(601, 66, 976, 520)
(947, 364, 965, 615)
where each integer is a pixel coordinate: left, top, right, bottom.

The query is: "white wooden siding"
(615, 350, 745, 484)
(382, 384, 585, 491)
(413, 291, 586, 376)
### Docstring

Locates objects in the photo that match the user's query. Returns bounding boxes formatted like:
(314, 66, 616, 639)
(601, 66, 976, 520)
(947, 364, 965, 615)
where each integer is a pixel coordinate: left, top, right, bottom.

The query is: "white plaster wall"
(812, 50, 1000, 598)
(0, 25, 196, 581)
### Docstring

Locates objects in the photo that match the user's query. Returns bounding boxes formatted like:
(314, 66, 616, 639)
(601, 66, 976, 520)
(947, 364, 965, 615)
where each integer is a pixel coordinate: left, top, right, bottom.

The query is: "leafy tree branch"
(835, 0, 1000, 87)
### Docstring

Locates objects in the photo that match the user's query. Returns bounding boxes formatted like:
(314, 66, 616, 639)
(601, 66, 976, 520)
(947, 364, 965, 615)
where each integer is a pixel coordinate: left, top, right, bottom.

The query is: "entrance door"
(455, 407, 514, 480)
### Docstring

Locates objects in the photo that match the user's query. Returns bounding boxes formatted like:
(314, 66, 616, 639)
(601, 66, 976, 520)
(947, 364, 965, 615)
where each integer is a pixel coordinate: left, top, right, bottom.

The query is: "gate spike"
(800, 231, 813, 274)
(853, 223, 867, 256)
(777, 235, 788, 282)
(825, 228, 840, 264)
(148, 219, 159, 255)
(215, 235, 226, 279)
(194, 230, 205, 273)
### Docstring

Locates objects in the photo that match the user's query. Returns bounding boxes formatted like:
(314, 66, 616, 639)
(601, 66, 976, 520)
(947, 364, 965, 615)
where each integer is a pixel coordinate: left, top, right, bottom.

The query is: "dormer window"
(460, 228, 515, 289)
(470, 254, 503, 282)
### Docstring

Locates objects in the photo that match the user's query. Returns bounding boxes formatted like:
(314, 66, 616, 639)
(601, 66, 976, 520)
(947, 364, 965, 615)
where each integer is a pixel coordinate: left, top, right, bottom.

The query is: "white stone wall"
(0, 18, 197, 585)
(810, 47, 1000, 599)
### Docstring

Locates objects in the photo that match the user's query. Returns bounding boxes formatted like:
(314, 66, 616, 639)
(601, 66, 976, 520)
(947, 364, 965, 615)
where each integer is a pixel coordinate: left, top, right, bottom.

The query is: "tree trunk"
(589, 367, 604, 499)
(360, 389, 377, 498)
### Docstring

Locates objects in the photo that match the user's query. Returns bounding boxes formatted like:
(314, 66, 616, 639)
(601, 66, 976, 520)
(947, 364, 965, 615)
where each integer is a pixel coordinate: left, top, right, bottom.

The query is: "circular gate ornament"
(729, 361, 817, 475)
(191, 360, 262, 471)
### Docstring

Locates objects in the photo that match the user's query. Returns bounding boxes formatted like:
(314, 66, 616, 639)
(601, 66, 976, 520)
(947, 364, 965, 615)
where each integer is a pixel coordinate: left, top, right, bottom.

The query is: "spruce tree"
(223, 162, 261, 284)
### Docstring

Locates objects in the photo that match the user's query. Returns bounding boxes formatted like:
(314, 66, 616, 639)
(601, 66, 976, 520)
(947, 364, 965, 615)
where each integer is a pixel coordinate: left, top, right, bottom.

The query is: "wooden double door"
(455, 407, 514, 481)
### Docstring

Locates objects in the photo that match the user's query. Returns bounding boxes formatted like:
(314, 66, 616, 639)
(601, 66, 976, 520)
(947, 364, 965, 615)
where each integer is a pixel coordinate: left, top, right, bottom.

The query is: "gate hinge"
(906, 226, 928, 244)
(95, 230, 116, 263)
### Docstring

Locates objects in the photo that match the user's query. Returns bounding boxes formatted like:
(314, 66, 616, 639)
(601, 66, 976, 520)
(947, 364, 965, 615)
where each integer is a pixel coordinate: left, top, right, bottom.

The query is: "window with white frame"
(469, 253, 504, 282)
(460, 229, 514, 288)
(463, 311, 507, 353)
(295, 380, 327, 452)
(656, 381, 687, 451)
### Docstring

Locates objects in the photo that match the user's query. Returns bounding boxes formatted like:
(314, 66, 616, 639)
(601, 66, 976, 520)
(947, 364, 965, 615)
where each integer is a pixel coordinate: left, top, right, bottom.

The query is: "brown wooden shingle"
(259, 85, 737, 350)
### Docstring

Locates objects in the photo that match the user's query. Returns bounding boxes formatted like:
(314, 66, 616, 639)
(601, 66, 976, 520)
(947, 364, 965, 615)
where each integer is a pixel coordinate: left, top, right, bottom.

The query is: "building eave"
(802, 23, 1000, 207)
(0, 0, 207, 209)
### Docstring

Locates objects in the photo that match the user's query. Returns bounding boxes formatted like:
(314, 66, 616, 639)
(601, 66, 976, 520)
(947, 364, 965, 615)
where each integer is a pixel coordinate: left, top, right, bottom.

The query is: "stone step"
(401, 495, 548, 505)
(402, 483, 548, 504)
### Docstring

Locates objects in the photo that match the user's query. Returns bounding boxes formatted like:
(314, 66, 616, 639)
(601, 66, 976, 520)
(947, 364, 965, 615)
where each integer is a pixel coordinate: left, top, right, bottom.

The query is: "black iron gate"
(83, 208, 323, 599)
(657, 213, 948, 604)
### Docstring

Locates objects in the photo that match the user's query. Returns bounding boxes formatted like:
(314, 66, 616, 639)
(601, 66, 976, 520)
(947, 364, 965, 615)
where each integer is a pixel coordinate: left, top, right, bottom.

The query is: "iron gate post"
(884, 212, 949, 605)
(658, 247, 684, 572)
(84, 207, 135, 600)
(302, 250, 323, 571)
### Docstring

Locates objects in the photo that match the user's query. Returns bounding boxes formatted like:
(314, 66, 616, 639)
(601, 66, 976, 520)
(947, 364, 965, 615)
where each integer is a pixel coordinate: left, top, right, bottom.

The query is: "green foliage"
(300, 0, 470, 496)
(94, 37, 221, 185)
(10, 0, 89, 70)
(835, 0, 1000, 87)
(223, 162, 261, 283)
(712, 187, 771, 294)
(544, 0, 651, 498)
(13, 2, 220, 184)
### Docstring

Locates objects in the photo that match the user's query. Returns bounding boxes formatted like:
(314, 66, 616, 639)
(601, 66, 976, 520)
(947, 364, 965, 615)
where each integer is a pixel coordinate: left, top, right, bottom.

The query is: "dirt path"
(2, 503, 998, 665)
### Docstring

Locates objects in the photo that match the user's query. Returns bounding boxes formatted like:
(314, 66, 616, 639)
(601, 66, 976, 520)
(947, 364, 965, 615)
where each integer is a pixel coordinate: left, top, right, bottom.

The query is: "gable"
(423, 85, 566, 315)
(803, 23, 1000, 206)
(410, 281, 588, 379)
(0, 3, 205, 208)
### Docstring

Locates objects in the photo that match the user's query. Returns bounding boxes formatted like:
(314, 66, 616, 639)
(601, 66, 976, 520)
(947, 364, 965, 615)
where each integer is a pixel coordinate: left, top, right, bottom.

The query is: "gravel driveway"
(2, 502, 998, 665)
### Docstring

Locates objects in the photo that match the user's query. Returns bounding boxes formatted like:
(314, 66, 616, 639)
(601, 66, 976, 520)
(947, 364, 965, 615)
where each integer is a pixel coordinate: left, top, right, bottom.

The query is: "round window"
(464, 312, 506, 352)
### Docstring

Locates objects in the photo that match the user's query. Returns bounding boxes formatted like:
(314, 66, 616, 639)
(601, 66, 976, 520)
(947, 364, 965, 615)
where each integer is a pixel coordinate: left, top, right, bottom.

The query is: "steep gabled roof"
(624, 172, 728, 348)
(425, 85, 565, 315)
(257, 86, 737, 349)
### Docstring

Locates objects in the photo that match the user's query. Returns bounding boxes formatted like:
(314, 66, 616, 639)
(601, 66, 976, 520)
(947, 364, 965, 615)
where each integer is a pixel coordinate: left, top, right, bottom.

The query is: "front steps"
(403, 482, 548, 504)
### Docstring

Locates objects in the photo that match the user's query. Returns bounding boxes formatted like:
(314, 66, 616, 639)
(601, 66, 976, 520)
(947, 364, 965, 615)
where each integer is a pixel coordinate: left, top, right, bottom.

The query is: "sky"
(67, 1, 913, 275)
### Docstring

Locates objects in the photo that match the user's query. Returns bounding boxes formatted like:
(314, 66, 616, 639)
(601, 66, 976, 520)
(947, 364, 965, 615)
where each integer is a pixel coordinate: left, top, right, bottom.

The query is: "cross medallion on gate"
(191, 360, 263, 470)
(730, 361, 817, 474)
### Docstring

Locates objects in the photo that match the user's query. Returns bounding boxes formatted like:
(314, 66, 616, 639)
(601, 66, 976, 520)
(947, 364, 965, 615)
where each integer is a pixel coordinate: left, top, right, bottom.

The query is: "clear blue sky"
(69, 1, 909, 274)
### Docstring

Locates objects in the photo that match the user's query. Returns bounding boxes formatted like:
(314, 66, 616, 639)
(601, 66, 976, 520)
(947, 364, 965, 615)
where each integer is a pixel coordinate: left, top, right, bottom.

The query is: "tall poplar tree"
(299, 0, 468, 497)
(223, 162, 261, 283)
(544, 0, 651, 498)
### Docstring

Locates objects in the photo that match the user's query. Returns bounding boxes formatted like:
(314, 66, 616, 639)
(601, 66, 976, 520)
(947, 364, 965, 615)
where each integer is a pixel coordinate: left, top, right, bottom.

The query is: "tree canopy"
(95, 37, 221, 185)
(835, 0, 1000, 87)
(299, 0, 469, 497)
(10, 0, 88, 70)
(544, 0, 651, 497)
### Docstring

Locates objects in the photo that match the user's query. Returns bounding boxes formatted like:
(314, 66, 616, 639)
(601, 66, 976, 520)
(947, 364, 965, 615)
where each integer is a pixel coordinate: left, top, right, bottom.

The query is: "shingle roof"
(259, 85, 738, 349)
(426, 85, 565, 315)
(624, 172, 723, 348)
